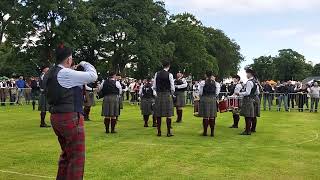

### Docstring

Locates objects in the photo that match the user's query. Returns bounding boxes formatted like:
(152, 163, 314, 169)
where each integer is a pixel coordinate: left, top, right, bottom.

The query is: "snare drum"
(218, 100, 228, 113)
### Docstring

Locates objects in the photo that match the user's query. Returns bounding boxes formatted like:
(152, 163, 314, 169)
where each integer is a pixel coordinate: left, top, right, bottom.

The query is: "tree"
(93, 0, 167, 78)
(312, 63, 320, 76)
(250, 56, 274, 81)
(203, 27, 243, 79)
(164, 13, 218, 79)
(249, 49, 313, 81)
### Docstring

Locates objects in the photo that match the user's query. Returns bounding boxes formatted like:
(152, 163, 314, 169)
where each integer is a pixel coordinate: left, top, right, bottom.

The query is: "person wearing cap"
(198, 71, 221, 137)
(46, 44, 98, 180)
(174, 72, 188, 123)
(38, 67, 51, 128)
(229, 75, 243, 129)
(236, 68, 260, 135)
(139, 77, 157, 127)
(153, 60, 175, 137)
(99, 71, 122, 133)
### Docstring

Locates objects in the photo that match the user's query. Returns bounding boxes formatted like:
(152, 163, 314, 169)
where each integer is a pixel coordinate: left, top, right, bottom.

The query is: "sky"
(165, 0, 320, 79)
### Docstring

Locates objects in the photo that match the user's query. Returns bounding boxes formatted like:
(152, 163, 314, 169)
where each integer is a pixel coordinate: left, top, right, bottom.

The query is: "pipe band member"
(229, 75, 243, 129)
(139, 77, 156, 127)
(99, 71, 122, 134)
(174, 72, 188, 123)
(38, 66, 51, 128)
(153, 60, 175, 137)
(46, 44, 98, 180)
(83, 83, 96, 121)
(238, 68, 260, 135)
(198, 71, 221, 137)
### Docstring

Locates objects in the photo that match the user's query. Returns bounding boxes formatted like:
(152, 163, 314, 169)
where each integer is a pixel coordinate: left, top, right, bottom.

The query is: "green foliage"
(250, 49, 315, 81)
(312, 63, 320, 76)
(1, 0, 243, 79)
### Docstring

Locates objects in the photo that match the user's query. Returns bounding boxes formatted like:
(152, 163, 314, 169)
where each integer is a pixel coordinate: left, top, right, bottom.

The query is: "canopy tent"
(302, 76, 320, 85)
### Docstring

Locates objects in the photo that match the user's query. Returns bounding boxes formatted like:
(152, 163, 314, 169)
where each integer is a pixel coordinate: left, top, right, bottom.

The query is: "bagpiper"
(236, 68, 260, 135)
(99, 72, 122, 133)
(174, 72, 188, 123)
(139, 77, 156, 127)
(38, 67, 51, 128)
(46, 44, 98, 180)
(83, 82, 96, 121)
(198, 71, 220, 137)
(153, 60, 175, 137)
(229, 75, 243, 128)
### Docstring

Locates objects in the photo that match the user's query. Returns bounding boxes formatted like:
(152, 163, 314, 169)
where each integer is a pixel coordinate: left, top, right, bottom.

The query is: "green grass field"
(0, 103, 319, 180)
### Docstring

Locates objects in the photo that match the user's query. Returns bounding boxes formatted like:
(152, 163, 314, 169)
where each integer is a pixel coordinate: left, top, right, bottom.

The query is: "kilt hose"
(50, 112, 85, 180)
(154, 92, 174, 118)
(199, 96, 217, 118)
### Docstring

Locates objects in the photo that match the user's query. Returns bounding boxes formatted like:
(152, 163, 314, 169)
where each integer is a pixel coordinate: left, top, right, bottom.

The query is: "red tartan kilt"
(218, 100, 228, 113)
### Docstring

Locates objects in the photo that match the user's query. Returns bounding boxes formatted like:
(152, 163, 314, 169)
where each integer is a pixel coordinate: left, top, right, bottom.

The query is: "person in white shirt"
(0, 81, 7, 106)
(310, 82, 320, 112)
(152, 60, 175, 137)
(235, 68, 260, 135)
(46, 44, 97, 180)
(229, 75, 243, 129)
(99, 72, 122, 134)
(174, 72, 188, 123)
(198, 71, 220, 137)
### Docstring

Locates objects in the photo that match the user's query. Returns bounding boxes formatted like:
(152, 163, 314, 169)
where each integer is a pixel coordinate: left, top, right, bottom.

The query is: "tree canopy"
(1, 0, 244, 79)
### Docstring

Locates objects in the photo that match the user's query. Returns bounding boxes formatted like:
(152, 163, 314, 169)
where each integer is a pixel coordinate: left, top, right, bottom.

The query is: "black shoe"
(167, 133, 174, 137)
(251, 130, 256, 133)
(229, 125, 238, 128)
(40, 124, 51, 128)
(152, 124, 157, 127)
(202, 133, 208, 136)
(157, 132, 161, 137)
(111, 131, 117, 134)
(240, 131, 251, 135)
(144, 124, 149, 127)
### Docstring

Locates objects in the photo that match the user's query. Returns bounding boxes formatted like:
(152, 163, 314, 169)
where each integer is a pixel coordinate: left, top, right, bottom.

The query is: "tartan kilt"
(38, 93, 49, 112)
(254, 96, 261, 117)
(174, 91, 186, 107)
(84, 91, 95, 107)
(140, 98, 154, 115)
(101, 95, 119, 117)
(240, 96, 255, 118)
(154, 92, 174, 117)
(199, 95, 217, 118)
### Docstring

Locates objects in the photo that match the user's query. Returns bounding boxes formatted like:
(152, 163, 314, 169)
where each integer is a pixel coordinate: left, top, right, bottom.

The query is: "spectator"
(7, 79, 16, 105)
(309, 82, 320, 113)
(287, 81, 295, 109)
(295, 83, 308, 112)
(263, 81, 273, 111)
(16, 76, 26, 105)
(276, 82, 289, 111)
(0, 80, 7, 106)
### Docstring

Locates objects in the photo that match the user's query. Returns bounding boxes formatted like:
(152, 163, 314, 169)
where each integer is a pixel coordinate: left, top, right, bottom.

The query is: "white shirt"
(152, 68, 175, 94)
(309, 86, 320, 98)
(198, 80, 221, 96)
(239, 78, 260, 97)
(57, 61, 98, 89)
(234, 83, 243, 94)
(175, 78, 188, 90)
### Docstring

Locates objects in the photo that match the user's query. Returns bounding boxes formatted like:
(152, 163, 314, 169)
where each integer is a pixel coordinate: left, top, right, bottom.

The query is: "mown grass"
(0, 103, 319, 180)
